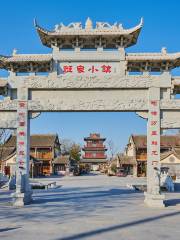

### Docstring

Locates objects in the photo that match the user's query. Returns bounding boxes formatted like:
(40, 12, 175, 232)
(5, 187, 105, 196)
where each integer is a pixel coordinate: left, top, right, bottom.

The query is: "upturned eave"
(34, 18, 143, 49)
(127, 52, 180, 71)
(0, 54, 53, 72)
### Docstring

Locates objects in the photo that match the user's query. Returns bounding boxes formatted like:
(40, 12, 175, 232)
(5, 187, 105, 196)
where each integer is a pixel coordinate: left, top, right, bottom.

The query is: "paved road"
(0, 173, 180, 240)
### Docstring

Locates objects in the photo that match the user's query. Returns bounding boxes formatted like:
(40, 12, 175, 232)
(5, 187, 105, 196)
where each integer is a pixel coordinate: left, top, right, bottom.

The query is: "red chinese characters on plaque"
(17, 101, 27, 170)
(63, 65, 112, 74)
(150, 100, 159, 165)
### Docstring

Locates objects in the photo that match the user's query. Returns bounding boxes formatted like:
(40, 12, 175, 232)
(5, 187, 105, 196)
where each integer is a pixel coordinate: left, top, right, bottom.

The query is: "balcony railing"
(83, 155, 107, 159)
(84, 144, 106, 148)
(136, 154, 147, 160)
(30, 152, 53, 159)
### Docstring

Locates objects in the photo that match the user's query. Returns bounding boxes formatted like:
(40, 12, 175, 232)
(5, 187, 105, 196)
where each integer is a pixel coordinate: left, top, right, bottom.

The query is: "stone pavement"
(0, 173, 180, 240)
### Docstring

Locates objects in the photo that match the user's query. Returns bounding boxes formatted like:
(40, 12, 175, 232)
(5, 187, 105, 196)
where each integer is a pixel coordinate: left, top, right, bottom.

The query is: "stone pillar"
(144, 87, 165, 208)
(133, 164, 138, 177)
(50, 160, 53, 175)
(12, 86, 32, 206)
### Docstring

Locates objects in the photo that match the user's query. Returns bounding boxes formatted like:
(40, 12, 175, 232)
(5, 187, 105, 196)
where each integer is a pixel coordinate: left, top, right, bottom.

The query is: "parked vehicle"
(116, 168, 127, 177)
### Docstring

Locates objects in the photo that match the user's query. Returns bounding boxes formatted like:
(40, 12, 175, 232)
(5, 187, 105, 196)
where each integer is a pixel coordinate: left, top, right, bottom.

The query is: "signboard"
(17, 101, 27, 170)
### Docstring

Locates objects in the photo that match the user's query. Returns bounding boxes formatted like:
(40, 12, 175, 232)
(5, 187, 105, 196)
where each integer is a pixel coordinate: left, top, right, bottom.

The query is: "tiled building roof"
(0, 54, 52, 72)
(131, 135, 180, 149)
(116, 154, 136, 165)
(160, 147, 180, 160)
(4, 134, 59, 148)
(35, 18, 143, 48)
(0, 147, 16, 161)
(84, 133, 106, 141)
(53, 155, 69, 164)
(0, 54, 52, 63)
(126, 52, 180, 61)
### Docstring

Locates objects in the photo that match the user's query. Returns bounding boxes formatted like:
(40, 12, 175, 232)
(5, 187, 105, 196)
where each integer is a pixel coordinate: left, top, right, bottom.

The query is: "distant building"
(125, 134, 180, 177)
(1, 150, 41, 177)
(0, 134, 61, 176)
(53, 154, 79, 175)
(116, 154, 136, 175)
(160, 149, 180, 177)
(81, 133, 107, 170)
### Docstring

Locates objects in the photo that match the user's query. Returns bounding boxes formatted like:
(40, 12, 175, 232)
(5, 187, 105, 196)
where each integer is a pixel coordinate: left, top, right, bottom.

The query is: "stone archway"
(1, 18, 180, 207)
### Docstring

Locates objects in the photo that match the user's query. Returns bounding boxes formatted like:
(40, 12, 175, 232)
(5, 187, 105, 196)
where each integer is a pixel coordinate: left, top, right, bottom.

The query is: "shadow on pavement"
(32, 188, 139, 205)
(165, 198, 180, 206)
(55, 211, 180, 240)
(0, 227, 21, 233)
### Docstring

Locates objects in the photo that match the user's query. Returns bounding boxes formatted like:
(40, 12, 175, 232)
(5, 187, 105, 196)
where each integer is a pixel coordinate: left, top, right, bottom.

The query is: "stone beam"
(54, 50, 123, 61)
(0, 112, 17, 128)
(8, 73, 172, 89)
(0, 99, 17, 110)
(28, 98, 148, 111)
(1, 97, 180, 112)
(161, 119, 180, 129)
(161, 110, 180, 129)
(28, 89, 148, 111)
(160, 99, 180, 109)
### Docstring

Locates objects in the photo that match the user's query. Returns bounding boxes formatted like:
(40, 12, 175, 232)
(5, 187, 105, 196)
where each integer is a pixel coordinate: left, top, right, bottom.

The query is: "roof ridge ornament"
(85, 17, 93, 30)
(12, 49, 17, 56)
(55, 22, 82, 32)
(161, 47, 167, 55)
(55, 23, 65, 32)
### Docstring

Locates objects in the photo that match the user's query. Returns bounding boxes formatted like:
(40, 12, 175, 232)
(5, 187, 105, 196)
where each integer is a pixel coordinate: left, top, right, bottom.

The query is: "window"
(92, 153, 96, 158)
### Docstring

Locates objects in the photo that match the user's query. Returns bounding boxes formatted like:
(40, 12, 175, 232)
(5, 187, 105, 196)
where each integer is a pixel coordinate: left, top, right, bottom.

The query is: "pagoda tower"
(82, 133, 107, 170)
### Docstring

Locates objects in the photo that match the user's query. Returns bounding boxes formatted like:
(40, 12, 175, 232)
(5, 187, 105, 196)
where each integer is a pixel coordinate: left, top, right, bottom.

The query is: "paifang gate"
(1, 17, 180, 207)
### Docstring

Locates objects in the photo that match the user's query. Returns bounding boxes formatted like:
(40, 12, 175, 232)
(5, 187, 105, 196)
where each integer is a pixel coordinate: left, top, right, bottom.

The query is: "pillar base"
(144, 192, 165, 208)
(12, 190, 33, 207)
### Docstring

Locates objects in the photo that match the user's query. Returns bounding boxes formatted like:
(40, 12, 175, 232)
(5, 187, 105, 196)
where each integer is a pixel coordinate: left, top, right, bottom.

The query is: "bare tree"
(107, 139, 118, 161)
(60, 138, 81, 161)
(60, 139, 74, 155)
(0, 129, 11, 170)
(117, 153, 124, 168)
(70, 143, 81, 162)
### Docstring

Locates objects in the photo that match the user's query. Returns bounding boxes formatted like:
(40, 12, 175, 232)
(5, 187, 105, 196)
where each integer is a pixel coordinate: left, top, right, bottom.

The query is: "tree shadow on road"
(0, 186, 142, 222)
(32, 188, 140, 205)
(0, 227, 21, 233)
(55, 211, 180, 240)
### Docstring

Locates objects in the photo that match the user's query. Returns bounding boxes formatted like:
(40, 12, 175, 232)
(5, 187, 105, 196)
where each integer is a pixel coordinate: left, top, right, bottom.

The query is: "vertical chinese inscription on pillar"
(150, 100, 160, 167)
(17, 101, 27, 170)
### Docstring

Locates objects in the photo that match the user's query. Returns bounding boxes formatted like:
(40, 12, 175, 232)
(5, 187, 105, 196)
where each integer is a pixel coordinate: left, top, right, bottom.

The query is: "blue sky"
(0, 0, 180, 153)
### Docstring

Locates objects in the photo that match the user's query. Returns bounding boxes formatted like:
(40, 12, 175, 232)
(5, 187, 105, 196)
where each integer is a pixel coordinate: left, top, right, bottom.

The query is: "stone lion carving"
(152, 167, 160, 195)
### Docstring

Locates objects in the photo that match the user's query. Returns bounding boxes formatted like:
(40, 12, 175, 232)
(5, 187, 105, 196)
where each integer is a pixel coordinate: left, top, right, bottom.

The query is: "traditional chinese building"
(0, 150, 41, 177)
(125, 134, 180, 177)
(81, 133, 107, 170)
(53, 154, 79, 175)
(0, 134, 61, 176)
